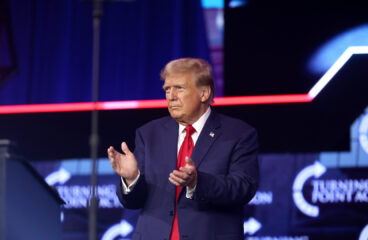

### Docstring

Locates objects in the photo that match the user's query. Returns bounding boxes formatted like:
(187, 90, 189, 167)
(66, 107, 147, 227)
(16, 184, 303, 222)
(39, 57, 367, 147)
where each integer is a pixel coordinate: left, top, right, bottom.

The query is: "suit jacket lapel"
(191, 110, 222, 169)
(165, 111, 221, 200)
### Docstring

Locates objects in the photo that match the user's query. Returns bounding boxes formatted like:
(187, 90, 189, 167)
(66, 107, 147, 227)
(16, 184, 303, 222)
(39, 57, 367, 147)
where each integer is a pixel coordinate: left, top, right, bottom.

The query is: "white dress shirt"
(121, 107, 211, 199)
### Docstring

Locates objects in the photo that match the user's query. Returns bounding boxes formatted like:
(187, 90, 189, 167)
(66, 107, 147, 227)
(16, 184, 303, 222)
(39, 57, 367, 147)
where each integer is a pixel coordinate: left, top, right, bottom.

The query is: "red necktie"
(170, 125, 196, 240)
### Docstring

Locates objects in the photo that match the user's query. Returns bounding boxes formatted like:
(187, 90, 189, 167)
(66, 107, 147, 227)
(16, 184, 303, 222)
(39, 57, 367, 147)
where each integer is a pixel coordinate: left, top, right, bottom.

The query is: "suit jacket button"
(169, 210, 174, 216)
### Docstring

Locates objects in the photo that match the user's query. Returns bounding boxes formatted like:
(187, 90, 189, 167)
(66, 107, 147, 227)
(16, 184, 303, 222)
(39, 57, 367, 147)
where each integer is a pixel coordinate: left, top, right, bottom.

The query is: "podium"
(0, 140, 64, 240)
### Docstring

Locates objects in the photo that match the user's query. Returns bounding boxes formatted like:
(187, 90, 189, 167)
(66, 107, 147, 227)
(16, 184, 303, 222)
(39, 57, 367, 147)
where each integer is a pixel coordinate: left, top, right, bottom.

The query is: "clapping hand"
(108, 142, 139, 186)
(169, 157, 197, 189)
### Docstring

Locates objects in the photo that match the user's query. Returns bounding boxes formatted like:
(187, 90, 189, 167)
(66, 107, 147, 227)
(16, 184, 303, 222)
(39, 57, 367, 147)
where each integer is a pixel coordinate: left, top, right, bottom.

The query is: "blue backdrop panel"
(244, 154, 368, 240)
(30, 154, 368, 240)
(0, 0, 210, 105)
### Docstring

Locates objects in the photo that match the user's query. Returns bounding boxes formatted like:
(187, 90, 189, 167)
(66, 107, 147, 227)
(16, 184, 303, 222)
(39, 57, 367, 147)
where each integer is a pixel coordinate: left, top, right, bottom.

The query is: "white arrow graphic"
(244, 217, 262, 235)
(101, 220, 133, 240)
(45, 168, 71, 186)
(292, 161, 326, 217)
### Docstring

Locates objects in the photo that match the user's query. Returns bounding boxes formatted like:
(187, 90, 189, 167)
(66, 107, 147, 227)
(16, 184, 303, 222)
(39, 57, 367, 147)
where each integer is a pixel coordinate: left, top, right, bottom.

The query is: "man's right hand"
(108, 142, 139, 186)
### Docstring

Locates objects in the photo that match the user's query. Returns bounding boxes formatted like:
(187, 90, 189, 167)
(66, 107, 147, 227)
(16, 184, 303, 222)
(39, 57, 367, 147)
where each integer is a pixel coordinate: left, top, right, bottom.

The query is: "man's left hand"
(169, 157, 197, 189)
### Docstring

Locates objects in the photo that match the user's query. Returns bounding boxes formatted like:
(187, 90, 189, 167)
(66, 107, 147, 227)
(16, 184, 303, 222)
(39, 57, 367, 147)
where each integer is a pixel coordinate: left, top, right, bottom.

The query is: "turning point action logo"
(292, 161, 368, 218)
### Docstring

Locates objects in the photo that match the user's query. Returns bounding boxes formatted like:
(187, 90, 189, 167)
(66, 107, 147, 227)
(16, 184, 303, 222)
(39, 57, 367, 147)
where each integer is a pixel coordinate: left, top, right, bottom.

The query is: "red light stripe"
(0, 102, 95, 114)
(97, 99, 167, 110)
(0, 94, 313, 114)
(212, 94, 312, 106)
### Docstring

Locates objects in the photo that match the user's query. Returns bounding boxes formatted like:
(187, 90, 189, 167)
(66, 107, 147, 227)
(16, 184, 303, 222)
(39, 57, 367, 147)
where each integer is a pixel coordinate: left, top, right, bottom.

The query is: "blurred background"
(1, 0, 368, 239)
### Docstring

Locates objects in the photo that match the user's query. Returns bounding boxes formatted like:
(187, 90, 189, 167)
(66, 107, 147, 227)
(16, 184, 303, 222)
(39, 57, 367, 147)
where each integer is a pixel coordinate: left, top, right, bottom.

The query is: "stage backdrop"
(29, 111, 368, 240)
(0, 0, 210, 105)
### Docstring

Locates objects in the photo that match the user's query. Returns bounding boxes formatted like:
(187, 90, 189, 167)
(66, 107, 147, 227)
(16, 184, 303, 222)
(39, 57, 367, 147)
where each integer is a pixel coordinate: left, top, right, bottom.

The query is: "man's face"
(163, 74, 207, 125)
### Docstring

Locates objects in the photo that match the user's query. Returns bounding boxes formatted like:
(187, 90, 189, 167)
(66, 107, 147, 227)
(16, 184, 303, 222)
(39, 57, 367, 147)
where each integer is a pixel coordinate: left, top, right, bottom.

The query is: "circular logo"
(292, 161, 326, 217)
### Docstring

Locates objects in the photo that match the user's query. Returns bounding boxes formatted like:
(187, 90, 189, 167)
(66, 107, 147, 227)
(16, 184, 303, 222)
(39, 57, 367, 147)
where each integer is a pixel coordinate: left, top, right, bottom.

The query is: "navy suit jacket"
(117, 110, 259, 240)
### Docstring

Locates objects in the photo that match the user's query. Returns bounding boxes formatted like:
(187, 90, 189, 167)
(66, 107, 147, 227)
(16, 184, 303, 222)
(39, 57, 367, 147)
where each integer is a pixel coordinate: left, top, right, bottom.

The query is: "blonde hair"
(160, 58, 215, 103)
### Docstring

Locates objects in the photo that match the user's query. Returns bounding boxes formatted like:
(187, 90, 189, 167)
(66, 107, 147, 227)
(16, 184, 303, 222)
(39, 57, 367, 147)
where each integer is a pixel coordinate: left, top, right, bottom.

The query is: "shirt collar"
(179, 107, 211, 135)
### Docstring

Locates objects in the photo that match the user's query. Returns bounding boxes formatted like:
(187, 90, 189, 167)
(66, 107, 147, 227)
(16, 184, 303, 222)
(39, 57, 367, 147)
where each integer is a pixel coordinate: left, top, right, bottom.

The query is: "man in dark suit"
(108, 58, 259, 240)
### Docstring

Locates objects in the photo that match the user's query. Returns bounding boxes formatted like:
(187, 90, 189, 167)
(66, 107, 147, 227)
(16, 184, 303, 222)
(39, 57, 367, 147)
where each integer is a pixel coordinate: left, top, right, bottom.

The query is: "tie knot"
(185, 125, 196, 136)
